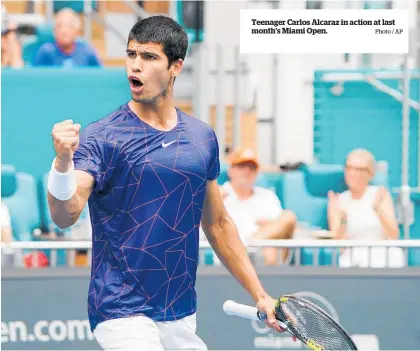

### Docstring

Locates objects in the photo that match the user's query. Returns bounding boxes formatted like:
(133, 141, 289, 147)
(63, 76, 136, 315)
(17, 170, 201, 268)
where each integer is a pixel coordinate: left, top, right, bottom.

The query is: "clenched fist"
(51, 119, 81, 172)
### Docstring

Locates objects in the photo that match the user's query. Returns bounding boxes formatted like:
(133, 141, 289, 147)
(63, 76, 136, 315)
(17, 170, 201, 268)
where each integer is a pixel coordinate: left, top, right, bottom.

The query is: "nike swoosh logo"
(162, 140, 177, 148)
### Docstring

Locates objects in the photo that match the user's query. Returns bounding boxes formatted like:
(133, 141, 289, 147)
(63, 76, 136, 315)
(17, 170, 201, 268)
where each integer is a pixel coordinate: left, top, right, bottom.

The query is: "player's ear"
(170, 59, 183, 78)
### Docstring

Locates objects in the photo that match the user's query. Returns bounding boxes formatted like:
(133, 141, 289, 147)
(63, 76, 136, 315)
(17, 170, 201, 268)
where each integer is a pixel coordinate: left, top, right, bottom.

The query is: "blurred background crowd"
(1, 0, 420, 269)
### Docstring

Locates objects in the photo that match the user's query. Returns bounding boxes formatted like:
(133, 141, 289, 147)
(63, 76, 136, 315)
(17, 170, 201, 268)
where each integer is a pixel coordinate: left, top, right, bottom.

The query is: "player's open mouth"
(129, 76, 144, 90)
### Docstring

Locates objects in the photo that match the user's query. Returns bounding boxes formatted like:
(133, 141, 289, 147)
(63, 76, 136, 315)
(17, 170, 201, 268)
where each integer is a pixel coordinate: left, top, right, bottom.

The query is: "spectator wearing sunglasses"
(328, 149, 402, 267)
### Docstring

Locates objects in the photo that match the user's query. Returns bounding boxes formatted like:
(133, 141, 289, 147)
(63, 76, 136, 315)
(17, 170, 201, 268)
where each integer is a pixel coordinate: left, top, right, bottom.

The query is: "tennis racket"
(223, 295, 358, 350)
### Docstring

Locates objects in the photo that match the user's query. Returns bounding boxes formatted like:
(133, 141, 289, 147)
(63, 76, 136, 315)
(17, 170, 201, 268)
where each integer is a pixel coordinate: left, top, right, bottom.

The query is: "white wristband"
(47, 158, 77, 201)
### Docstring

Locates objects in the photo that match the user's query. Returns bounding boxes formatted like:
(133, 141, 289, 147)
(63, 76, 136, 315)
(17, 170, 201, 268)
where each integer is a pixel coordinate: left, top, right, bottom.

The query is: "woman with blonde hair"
(328, 149, 403, 267)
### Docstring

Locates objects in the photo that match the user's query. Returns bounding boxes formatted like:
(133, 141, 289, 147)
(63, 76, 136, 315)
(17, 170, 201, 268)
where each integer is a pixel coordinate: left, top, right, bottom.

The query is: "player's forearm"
(48, 192, 82, 229)
(204, 215, 269, 303)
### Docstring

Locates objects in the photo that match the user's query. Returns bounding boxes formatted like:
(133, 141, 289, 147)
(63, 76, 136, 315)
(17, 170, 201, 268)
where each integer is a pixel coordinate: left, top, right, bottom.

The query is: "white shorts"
(93, 313, 207, 351)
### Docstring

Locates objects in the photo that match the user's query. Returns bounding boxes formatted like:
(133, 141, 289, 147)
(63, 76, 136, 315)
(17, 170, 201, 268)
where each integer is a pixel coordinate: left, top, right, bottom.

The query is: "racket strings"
(280, 300, 355, 350)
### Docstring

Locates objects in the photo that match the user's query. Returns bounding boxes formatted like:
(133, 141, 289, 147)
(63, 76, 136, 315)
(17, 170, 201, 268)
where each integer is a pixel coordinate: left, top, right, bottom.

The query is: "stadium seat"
(258, 172, 285, 203)
(36, 23, 55, 42)
(216, 162, 229, 185)
(53, 0, 98, 13)
(281, 169, 332, 230)
(22, 23, 54, 65)
(1, 165, 41, 241)
(22, 38, 42, 65)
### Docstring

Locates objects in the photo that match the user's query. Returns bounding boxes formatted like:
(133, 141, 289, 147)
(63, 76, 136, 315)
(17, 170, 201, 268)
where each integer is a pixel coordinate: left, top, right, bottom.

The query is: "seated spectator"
(328, 148, 403, 267)
(1, 22, 24, 68)
(33, 8, 102, 67)
(221, 148, 296, 265)
(1, 201, 13, 243)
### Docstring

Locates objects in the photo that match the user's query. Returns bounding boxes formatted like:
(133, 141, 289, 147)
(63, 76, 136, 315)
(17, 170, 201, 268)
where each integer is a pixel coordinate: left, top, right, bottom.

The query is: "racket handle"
(223, 300, 267, 321)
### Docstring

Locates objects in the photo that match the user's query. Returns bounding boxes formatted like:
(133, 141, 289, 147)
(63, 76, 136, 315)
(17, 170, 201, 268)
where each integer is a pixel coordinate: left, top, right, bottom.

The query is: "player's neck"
(129, 99, 177, 131)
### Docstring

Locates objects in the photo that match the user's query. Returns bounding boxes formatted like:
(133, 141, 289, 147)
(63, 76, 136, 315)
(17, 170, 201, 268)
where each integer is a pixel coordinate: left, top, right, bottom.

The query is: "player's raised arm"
(201, 179, 283, 333)
(48, 120, 94, 229)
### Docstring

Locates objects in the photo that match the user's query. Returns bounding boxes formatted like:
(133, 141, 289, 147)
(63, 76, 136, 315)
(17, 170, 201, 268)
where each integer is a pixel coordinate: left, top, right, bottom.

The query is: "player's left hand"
(256, 296, 297, 341)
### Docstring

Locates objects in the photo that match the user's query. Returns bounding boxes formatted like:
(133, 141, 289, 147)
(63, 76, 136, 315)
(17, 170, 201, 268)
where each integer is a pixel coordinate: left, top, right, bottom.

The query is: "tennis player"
(48, 16, 284, 350)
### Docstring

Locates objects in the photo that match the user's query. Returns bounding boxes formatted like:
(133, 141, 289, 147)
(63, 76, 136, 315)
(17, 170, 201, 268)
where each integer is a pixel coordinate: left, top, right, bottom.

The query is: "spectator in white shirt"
(328, 148, 402, 267)
(221, 148, 296, 265)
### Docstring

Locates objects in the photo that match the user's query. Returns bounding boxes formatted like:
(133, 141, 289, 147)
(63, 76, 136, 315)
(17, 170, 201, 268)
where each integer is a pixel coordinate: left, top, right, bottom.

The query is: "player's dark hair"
(127, 15, 188, 68)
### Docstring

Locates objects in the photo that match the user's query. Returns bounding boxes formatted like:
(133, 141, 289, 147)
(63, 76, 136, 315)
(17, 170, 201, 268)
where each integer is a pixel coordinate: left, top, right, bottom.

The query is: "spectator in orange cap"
(220, 148, 296, 265)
